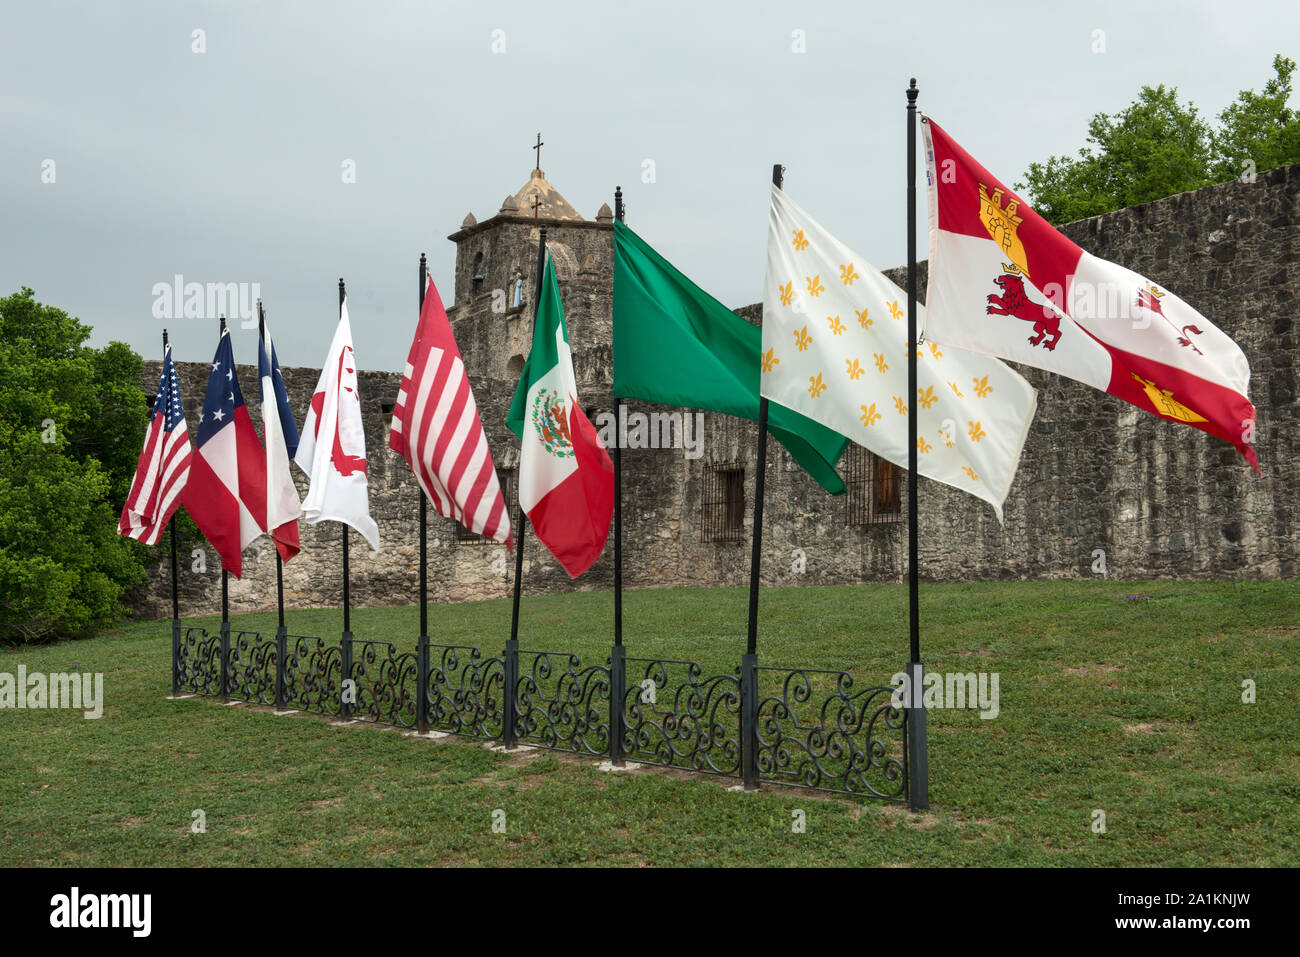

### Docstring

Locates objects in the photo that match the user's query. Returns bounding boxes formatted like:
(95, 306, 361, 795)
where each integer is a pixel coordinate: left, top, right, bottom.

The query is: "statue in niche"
(511, 270, 524, 308)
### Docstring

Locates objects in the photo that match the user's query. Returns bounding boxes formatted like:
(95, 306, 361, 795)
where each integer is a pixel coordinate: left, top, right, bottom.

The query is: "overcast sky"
(3, 0, 1295, 372)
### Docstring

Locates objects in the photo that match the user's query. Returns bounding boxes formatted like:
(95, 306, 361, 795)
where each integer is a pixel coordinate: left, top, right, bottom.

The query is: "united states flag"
(389, 274, 511, 546)
(119, 343, 192, 545)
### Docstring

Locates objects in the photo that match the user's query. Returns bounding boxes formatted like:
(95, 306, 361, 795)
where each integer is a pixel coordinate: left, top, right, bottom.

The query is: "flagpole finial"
(907, 78, 918, 102)
(219, 315, 227, 332)
(772, 164, 784, 189)
(162, 328, 168, 348)
(614, 186, 624, 223)
(338, 278, 346, 312)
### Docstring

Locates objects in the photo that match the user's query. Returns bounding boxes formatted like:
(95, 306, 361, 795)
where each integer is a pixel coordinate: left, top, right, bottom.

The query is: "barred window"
(702, 464, 745, 542)
(457, 466, 517, 543)
(844, 445, 903, 525)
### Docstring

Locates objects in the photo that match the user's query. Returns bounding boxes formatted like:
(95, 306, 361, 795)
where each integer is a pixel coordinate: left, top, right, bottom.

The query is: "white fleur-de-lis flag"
(761, 184, 1038, 521)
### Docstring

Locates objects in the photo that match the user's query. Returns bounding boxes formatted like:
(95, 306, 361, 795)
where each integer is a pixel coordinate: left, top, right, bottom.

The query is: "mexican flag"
(506, 254, 613, 577)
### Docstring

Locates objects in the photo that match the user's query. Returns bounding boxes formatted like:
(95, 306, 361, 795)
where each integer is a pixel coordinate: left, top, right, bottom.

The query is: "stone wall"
(128, 164, 1299, 619)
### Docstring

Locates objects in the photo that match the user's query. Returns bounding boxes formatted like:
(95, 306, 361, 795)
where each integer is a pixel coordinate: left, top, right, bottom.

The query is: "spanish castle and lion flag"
(507, 254, 614, 577)
(922, 118, 1258, 468)
(762, 184, 1037, 521)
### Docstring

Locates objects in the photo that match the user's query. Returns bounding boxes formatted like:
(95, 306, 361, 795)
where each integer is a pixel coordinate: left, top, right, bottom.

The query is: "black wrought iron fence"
(171, 627, 908, 801)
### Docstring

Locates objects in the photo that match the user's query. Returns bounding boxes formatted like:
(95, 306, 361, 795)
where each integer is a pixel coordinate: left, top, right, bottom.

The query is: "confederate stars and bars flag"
(183, 324, 267, 578)
(921, 117, 1258, 469)
(119, 339, 192, 545)
(389, 274, 512, 547)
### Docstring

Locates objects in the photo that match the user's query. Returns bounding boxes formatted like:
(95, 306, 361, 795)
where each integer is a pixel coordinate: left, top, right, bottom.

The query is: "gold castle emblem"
(978, 183, 1029, 277)
(1130, 373, 1208, 424)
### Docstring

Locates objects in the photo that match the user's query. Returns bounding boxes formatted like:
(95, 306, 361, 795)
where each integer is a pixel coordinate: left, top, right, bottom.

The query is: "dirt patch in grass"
(1064, 663, 1122, 676)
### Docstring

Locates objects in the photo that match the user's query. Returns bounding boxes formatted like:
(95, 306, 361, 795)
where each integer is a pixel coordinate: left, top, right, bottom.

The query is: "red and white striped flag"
(119, 343, 192, 544)
(389, 274, 512, 546)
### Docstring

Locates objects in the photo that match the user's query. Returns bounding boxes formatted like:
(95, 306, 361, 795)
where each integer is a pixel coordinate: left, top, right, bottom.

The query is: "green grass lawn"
(1, 579, 1296, 866)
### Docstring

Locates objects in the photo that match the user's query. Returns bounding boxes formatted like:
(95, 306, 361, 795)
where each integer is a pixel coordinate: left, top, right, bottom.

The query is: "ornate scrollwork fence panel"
(621, 658, 742, 775)
(226, 630, 278, 705)
(176, 627, 222, 697)
(173, 624, 909, 801)
(425, 644, 506, 739)
(350, 639, 418, 728)
(513, 650, 611, 754)
(753, 667, 907, 801)
(283, 634, 344, 717)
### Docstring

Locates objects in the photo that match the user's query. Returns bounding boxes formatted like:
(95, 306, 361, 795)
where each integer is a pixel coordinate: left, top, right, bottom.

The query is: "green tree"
(1017, 85, 1215, 224)
(0, 288, 151, 643)
(1212, 55, 1300, 183)
(1017, 55, 1300, 224)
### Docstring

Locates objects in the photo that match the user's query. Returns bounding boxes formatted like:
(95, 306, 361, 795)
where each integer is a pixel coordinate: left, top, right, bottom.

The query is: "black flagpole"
(612, 187, 624, 651)
(416, 254, 430, 733)
(610, 188, 627, 766)
(504, 225, 546, 750)
(509, 226, 546, 646)
(219, 315, 230, 702)
(165, 328, 181, 695)
(739, 163, 783, 791)
(259, 300, 286, 638)
(905, 78, 930, 812)
(338, 278, 353, 719)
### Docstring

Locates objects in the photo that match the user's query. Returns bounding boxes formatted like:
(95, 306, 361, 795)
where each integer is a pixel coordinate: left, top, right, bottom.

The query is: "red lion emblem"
(986, 272, 1061, 351)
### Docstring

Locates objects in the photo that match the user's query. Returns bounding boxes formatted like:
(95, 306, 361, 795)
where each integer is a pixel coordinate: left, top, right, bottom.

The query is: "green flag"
(613, 220, 848, 494)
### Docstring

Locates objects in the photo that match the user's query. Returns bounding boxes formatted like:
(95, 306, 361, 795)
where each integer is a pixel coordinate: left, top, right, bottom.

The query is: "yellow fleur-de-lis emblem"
(855, 307, 871, 329)
(808, 373, 826, 398)
(893, 395, 908, 416)
(888, 300, 903, 320)
(793, 325, 812, 352)
(761, 347, 779, 373)
(939, 427, 955, 448)
(791, 229, 809, 251)
(928, 342, 943, 360)
(917, 436, 932, 454)
(972, 375, 993, 398)
(947, 381, 965, 398)
(806, 274, 824, 297)
(827, 315, 845, 336)
(968, 420, 987, 443)
(859, 402, 881, 427)
(873, 352, 889, 374)
(839, 262, 859, 285)
(845, 358, 864, 380)
(778, 280, 794, 307)
(917, 385, 937, 409)
(962, 466, 980, 481)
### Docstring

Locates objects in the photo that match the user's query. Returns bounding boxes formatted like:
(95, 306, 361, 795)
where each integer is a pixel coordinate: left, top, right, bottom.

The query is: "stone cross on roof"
(533, 132, 544, 171)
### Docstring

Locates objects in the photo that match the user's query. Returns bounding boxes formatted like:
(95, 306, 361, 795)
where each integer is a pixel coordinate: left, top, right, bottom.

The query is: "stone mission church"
(136, 157, 1299, 618)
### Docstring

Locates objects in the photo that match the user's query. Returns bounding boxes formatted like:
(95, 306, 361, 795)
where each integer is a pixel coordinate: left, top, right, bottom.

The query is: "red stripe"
(233, 405, 267, 533)
(1076, 326, 1259, 468)
(183, 451, 245, 577)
